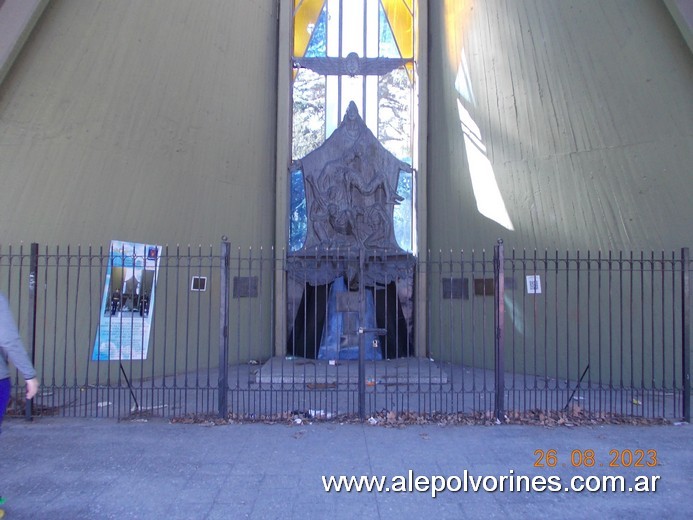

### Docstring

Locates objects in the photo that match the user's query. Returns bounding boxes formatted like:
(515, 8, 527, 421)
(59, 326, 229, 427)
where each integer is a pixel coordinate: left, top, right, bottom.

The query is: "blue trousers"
(0, 377, 11, 434)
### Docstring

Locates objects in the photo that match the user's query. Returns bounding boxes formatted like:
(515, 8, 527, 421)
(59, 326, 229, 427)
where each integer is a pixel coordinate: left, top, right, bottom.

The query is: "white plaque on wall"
(526, 275, 542, 294)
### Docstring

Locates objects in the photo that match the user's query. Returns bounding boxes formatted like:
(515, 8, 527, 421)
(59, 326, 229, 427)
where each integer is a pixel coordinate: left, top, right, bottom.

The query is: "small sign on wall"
(191, 276, 207, 291)
(526, 275, 542, 294)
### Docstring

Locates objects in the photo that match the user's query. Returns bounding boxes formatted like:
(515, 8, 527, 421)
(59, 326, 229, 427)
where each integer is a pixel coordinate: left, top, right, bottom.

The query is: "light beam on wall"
(455, 48, 514, 231)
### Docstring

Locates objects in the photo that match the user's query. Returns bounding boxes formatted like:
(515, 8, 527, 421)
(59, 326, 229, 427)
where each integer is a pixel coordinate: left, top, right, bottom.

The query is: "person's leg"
(0, 377, 11, 435)
(0, 377, 10, 516)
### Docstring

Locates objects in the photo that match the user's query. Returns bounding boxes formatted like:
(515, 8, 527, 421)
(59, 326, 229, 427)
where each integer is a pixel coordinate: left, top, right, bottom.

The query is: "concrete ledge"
(665, 0, 693, 53)
(255, 356, 449, 385)
(0, 0, 49, 87)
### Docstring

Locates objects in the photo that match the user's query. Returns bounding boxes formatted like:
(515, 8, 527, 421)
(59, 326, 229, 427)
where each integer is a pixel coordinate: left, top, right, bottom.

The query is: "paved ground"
(0, 417, 691, 519)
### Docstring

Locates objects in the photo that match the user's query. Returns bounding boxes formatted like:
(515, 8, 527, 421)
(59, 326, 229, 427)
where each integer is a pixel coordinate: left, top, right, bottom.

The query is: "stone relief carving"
(285, 103, 416, 359)
(291, 101, 411, 253)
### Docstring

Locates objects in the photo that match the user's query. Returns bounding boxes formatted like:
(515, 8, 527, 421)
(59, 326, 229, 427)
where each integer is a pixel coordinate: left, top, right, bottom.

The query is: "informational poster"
(92, 240, 161, 361)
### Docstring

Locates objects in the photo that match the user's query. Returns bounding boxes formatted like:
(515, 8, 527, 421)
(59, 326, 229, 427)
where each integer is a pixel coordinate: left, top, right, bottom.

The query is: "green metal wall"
(427, 0, 693, 253)
(0, 0, 278, 249)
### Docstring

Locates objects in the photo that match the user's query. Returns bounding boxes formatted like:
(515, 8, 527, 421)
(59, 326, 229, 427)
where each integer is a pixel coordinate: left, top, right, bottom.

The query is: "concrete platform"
(254, 356, 449, 385)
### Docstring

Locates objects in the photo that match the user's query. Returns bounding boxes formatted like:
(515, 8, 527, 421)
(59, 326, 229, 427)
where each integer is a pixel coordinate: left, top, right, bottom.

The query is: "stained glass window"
(290, 0, 417, 252)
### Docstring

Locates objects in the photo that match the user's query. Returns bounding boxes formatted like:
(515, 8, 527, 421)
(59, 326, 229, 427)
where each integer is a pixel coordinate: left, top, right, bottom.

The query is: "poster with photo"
(92, 240, 161, 361)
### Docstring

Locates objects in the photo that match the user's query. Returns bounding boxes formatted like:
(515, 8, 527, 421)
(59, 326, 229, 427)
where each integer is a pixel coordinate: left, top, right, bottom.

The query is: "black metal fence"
(1, 241, 689, 423)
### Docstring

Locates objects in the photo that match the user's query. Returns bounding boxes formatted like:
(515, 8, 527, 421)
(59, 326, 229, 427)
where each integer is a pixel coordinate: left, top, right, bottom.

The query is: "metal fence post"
(218, 237, 230, 418)
(25, 243, 39, 421)
(494, 239, 505, 421)
(358, 248, 366, 421)
(682, 247, 690, 422)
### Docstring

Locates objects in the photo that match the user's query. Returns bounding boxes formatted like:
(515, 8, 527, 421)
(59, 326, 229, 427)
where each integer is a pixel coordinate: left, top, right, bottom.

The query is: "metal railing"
(1, 241, 689, 423)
